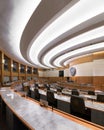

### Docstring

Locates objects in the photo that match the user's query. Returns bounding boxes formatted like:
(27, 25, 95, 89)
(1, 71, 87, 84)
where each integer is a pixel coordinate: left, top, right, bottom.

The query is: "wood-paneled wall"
(69, 51, 104, 66)
(39, 77, 67, 83)
(70, 54, 93, 66)
(93, 76, 104, 91)
(71, 76, 93, 84)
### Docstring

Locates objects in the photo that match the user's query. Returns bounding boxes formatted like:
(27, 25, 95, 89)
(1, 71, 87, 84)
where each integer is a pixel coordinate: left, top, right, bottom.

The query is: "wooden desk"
(0, 88, 103, 130)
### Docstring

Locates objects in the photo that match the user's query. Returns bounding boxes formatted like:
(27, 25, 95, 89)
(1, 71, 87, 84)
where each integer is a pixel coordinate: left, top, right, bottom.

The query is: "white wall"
(39, 69, 59, 77)
(72, 62, 93, 76)
(39, 68, 70, 77)
(45, 70, 59, 77)
(69, 59, 104, 76)
(93, 59, 104, 76)
(64, 68, 70, 77)
(38, 71, 44, 77)
(39, 59, 104, 77)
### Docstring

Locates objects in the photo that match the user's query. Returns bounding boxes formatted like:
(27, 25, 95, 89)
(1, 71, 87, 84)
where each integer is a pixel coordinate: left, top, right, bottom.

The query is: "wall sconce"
(11, 64, 14, 67)
(2, 59, 5, 64)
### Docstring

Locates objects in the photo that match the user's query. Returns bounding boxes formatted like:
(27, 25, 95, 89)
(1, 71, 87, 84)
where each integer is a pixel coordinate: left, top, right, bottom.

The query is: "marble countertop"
(0, 88, 92, 130)
(85, 100, 104, 112)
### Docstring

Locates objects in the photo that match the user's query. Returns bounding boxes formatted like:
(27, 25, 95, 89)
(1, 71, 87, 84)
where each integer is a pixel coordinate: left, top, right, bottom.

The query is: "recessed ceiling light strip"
(43, 26, 104, 67)
(53, 42, 104, 67)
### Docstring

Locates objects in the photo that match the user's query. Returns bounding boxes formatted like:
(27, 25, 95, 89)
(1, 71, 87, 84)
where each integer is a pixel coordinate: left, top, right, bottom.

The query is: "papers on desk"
(7, 93, 14, 99)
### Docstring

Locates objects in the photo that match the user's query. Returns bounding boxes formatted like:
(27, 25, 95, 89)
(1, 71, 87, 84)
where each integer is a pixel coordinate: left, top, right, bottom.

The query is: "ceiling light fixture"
(29, 0, 104, 68)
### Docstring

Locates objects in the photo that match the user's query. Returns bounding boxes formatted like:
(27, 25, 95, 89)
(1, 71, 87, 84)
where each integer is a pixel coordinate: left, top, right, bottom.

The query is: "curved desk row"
(38, 89, 104, 111)
(32, 89, 104, 127)
(0, 88, 103, 130)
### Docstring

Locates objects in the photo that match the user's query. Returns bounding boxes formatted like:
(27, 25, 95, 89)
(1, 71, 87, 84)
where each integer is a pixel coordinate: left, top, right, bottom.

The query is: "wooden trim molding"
(70, 54, 93, 66)
(69, 51, 104, 66)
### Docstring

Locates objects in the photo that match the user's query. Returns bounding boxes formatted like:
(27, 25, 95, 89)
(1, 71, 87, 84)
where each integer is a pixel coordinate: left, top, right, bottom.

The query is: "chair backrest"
(70, 95, 85, 114)
(35, 83, 39, 88)
(44, 84, 50, 90)
(57, 87, 62, 92)
(88, 91, 95, 95)
(97, 94, 104, 103)
(34, 88, 40, 99)
(47, 90, 55, 104)
(72, 89, 79, 96)
(27, 86, 31, 97)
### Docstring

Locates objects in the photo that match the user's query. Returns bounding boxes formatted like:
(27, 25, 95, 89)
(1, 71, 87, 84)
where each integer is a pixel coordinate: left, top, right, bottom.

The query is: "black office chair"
(88, 91, 95, 95)
(34, 88, 40, 101)
(34, 83, 39, 88)
(97, 94, 104, 103)
(47, 90, 57, 110)
(71, 89, 79, 96)
(44, 84, 50, 90)
(57, 87, 62, 95)
(70, 95, 91, 121)
(27, 86, 31, 97)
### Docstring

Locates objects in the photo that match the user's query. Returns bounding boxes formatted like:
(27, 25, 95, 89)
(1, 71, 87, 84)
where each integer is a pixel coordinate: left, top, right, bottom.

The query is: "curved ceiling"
(0, 0, 104, 69)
